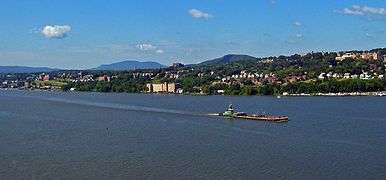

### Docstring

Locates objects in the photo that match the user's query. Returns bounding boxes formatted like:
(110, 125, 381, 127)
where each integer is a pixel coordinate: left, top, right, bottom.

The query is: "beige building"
(146, 82, 177, 93)
(335, 53, 359, 61)
(360, 52, 378, 61)
(336, 52, 379, 61)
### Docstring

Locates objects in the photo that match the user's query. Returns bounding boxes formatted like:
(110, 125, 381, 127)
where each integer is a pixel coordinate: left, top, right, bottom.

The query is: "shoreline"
(282, 92, 386, 97)
(1, 88, 386, 97)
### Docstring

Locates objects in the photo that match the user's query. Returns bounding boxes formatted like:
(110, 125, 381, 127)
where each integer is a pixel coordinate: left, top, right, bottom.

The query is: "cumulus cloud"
(365, 33, 374, 38)
(189, 9, 212, 19)
(136, 44, 157, 51)
(338, 5, 386, 16)
(136, 43, 164, 54)
(294, 21, 302, 26)
(156, 49, 164, 54)
(41, 25, 71, 39)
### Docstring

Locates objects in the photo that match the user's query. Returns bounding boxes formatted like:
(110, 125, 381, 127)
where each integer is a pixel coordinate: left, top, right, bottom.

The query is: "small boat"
(212, 104, 289, 123)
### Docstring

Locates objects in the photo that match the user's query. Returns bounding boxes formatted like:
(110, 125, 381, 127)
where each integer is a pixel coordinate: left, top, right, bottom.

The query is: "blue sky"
(1, 0, 386, 69)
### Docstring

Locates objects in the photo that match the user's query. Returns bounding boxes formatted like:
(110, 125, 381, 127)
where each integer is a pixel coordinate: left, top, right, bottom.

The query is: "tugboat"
(213, 104, 289, 123)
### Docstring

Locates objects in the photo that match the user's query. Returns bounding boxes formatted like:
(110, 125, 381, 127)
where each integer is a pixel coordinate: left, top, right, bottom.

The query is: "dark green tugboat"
(214, 104, 289, 123)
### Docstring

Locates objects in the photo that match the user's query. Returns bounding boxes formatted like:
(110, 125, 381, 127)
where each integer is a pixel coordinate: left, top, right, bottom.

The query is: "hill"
(94, 60, 166, 71)
(199, 54, 257, 65)
(0, 66, 57, 74)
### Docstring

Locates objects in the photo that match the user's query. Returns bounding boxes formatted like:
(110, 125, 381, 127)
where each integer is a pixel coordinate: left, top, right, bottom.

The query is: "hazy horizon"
(1, 0, 386, 69)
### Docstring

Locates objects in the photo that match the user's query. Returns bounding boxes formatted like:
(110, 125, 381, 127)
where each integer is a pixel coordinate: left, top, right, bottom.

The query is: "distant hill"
(199, 54, 257, 65)
(0, 66, 58, 74)
(93, 60, 166, 71)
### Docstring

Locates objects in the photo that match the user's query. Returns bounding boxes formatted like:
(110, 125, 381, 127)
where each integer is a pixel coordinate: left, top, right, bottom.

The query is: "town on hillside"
(1, 48, 386, 96)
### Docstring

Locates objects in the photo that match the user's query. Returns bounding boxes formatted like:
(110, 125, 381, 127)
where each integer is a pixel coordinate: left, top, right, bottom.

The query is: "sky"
(1, 0, 386, 69)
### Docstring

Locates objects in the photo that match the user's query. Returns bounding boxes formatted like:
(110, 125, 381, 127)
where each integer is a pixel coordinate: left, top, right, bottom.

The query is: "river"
(0, 90, 385, 179)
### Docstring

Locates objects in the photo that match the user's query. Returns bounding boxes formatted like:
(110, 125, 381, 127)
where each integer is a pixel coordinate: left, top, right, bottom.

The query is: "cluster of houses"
(1, 54, 386, 93)
(318, 72, 384, 80)
(0, 72, 116, 90)
(335, 51, 386, 62)
(219, 71, 307, 85)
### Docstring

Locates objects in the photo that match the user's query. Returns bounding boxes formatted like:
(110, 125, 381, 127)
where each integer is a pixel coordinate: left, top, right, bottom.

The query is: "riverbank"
(2, 88, 386, 97)
(282, 91, 386, 97)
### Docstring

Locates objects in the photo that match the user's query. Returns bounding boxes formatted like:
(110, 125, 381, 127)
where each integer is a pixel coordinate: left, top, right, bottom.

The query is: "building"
(383, 54, 386, 63)
(335, 53, 359, 61)
(336, 52, 379, 61)
(97, 75, 111, 82)
(24, 81, 32, 88)
(43, 75, 51, 81)
(171, 62, 184, 68)
(360, 52, 379, 61)
(146, 82, 178, 93)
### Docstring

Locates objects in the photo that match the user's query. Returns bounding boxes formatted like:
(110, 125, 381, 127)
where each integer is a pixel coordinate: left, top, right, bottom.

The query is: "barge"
(211, 104, 289, 123)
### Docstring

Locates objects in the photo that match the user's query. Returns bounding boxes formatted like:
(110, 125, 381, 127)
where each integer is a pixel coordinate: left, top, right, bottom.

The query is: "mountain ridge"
(93, 60, 166, 71)
(199, 54, 258, 65)
(0, 66, 58, 74)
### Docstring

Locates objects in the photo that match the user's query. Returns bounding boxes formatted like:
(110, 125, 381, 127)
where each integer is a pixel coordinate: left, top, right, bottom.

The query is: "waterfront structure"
(146, 82, 177, 93)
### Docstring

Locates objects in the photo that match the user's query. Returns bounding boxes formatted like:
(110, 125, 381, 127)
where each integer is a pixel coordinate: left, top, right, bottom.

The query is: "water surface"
(0, 90, 385, 179)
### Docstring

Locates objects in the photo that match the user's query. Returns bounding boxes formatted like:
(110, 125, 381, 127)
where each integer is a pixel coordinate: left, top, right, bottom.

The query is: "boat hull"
(209, 113, 289, 123)
(233, 115, 289, 123)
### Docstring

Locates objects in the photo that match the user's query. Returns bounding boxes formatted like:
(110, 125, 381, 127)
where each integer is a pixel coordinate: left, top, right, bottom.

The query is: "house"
(176, 88, 184, 94)
(318, 73, 326, 79)
(97, 75, 111, 82)
(343, 73, 351, 79)
(24, 81, 32, 88)
(40, 74, 51, 81)
(360, 72, 371, 80)
(216, 90, 225, 94)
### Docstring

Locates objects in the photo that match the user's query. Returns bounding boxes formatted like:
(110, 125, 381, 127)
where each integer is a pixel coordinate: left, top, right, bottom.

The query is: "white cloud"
(136, 43, 164, 54)
(339, 5, 386, 16)
(156, 49, 164, 54)
(136, 44, 157, 51)
(41, 25, 71, 39)
(189, 9, 212, 19)
(365, 33, 374, 38)
(296, 34, 303, 38)
(294, 21, 302, 26)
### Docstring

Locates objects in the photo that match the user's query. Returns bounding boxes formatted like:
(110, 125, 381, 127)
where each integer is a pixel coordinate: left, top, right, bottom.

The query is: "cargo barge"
(211, 104, 289, 123)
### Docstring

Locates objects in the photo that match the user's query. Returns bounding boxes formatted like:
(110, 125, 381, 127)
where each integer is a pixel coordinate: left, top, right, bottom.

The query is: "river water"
(0, 90, 385, 179)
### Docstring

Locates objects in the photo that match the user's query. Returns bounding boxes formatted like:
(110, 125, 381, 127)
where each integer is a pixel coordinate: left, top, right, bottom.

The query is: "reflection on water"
(0, 90, 385, 179)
